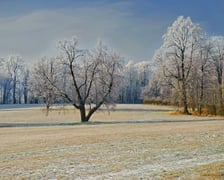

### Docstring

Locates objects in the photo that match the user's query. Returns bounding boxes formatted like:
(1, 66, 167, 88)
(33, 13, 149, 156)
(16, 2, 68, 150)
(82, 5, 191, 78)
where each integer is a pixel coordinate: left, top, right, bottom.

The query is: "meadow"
(0, 104, 224, 179)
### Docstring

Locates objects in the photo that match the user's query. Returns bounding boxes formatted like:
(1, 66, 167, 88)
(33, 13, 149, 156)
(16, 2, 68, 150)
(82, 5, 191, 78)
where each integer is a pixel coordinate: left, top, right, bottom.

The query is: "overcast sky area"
(0, 0, 224, 63)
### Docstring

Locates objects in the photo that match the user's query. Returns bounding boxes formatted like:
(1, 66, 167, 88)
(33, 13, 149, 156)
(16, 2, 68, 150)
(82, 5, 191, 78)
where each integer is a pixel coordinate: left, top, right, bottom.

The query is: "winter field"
(0, 104, 224, 179)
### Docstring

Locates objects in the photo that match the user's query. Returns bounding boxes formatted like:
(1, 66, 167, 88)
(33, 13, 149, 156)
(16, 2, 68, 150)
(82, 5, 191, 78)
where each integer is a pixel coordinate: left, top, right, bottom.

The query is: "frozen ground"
(0, 104, 224, 179)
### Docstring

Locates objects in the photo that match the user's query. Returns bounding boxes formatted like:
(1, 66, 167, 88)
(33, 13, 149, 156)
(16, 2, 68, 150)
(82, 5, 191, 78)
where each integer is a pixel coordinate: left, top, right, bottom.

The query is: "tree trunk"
(199, 85, 204, 115)
(199, 68, 204, 115)
(13, 76, 16, 104)
(24, 90, 28, 104)
(217, 65, 223, 106)
(218, 84, 224, 115)
(79, 105, 89, 122)
(182, 90, 189, 114)
(46, 104, 50, 116)
(3, 87, 7, 104)
(182, 81, 190, 114)
(23, 81, 28, 104)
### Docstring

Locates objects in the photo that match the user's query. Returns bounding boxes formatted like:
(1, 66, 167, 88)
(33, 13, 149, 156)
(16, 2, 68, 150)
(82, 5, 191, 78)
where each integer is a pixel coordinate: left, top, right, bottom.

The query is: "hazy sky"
(0, 0, 223, 62)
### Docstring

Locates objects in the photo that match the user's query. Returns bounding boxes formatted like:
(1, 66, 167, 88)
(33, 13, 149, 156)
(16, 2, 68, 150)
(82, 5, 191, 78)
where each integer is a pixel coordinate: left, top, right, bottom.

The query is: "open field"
(0, 104, 223, 124)
(0, 104, 224, 179)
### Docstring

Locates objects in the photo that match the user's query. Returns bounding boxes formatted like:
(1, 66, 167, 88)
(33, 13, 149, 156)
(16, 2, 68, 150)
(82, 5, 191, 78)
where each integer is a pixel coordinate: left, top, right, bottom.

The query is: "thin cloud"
(0, 2, 170, 62)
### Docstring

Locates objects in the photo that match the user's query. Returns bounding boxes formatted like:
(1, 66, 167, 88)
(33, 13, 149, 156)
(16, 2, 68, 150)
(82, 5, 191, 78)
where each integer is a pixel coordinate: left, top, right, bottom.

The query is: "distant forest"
(0, 55, 151, 105)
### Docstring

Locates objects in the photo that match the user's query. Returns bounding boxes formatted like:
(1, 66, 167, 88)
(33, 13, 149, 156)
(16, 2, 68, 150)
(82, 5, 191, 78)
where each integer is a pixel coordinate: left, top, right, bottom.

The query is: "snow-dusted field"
(0, 104, 224, 179)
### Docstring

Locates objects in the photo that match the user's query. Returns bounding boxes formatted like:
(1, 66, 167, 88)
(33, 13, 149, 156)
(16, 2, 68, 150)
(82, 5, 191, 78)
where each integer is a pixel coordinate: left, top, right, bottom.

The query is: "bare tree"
(209, 36, 224, 109)
(158, 16, 203, 114)
(33, 58, 58, 115)
(22, 69, 29, 104)
(35, 38, 123, 122)
(195, 42, 213, 114)
(123, 61, 137, 103)
(3, 56, 24, 104)
(1, 77, 11, 104)
(120, 61, 151, 104)
(142, 49, 174, 105)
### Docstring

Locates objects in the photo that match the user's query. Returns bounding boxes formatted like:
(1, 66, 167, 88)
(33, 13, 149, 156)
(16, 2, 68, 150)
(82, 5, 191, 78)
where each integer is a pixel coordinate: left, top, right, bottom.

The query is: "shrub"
(143, 99, 171, 106)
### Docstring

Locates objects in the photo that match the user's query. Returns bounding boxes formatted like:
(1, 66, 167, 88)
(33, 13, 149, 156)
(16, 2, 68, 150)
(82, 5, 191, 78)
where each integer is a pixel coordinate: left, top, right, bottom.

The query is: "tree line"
(143, 16, 224, 115)
(0, 50, 151, 107)
(0, 56, 29, 104)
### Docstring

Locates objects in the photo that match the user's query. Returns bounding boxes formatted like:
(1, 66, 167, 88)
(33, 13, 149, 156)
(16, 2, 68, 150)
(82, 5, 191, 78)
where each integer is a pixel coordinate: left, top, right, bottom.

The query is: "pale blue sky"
(0, 0, 223, 62)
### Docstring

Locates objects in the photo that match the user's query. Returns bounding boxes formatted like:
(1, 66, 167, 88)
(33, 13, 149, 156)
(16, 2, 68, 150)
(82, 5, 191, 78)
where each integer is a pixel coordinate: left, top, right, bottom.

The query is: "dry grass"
(0, 104, 175, 124)
(163, 161, 224, 179)
(0, 104, 224, 179)
(0, 104, 221, 124)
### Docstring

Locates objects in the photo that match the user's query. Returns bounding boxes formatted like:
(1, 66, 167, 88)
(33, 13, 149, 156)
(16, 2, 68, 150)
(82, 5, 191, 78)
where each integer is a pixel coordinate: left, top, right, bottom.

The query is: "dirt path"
(0, 118, 224, 128)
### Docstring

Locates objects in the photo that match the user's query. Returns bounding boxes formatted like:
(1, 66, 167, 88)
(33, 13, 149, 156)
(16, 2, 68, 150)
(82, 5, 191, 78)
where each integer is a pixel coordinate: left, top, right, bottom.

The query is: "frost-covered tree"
(6, 56, 24, 104)
(34, 38, 123, 122)
(188, 40, 214, 113)
(209, 36, 224, 108)
(0, 56, 25, 104)
(122, 61, 137, 103)
(142, 48, 174, 104)
(120, 60, 151, 103)
(135, 61, 152, 87)
(1, 77, 11, 104)
(22, 69, 29, 104)
(155, 16, 204, 114)
(33, 57, 58, 115)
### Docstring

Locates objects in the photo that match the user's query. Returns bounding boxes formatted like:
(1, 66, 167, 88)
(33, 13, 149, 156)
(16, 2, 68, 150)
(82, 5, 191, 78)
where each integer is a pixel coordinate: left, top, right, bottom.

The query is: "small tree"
(33, 58, 58, 115)
(35, 38, 123, 122)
